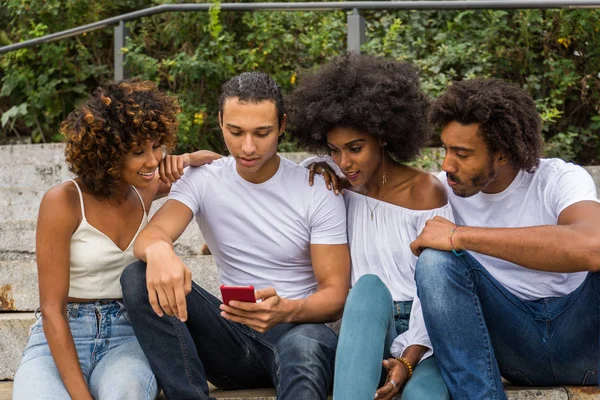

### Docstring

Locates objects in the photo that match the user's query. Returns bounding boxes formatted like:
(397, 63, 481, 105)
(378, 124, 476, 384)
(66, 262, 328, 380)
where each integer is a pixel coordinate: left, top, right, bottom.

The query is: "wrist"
(395, 357, 414, 381)
(144, 241, 173, 260)
(453, 225, 466, 251)
(281, 298, 301, 324)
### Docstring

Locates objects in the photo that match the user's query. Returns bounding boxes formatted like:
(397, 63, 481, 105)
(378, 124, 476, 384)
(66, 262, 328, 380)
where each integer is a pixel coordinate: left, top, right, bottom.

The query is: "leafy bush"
(1, 2, 599, 164)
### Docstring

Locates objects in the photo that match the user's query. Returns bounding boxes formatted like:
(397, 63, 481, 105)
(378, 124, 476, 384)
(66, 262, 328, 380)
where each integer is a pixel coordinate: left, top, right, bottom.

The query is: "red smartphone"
(220, 284, 256, 305)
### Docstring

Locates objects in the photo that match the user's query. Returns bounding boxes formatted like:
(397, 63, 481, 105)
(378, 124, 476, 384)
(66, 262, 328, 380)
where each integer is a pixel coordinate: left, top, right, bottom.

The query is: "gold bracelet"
(396, 357, 413, 380)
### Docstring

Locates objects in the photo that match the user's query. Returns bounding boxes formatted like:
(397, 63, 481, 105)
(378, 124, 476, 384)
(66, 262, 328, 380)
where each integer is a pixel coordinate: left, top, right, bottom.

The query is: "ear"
(495, 152, 509, 166)
(279, 114, 287, 136)
(218, 111, 223, 129)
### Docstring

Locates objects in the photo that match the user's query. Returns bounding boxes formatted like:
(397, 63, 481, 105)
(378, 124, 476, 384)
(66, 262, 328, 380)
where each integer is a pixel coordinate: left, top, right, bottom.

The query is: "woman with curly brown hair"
(287, 54, 451, 400)
(12, 79, 220, 400)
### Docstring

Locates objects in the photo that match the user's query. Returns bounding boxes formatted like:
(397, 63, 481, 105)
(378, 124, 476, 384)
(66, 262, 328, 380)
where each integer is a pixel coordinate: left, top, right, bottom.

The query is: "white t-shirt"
(169, 156, 347, 300)
(439, 158, 599, 301)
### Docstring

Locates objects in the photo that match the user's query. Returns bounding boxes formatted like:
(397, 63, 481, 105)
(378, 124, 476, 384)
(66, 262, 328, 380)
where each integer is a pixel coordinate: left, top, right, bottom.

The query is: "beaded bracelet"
(450, 224, 465, 257)
(396, 357, 413, 380)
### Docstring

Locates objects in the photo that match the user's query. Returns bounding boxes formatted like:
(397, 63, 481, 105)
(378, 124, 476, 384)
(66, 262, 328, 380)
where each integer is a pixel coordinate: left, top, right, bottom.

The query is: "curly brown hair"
(61, 79, 180, 198)
(429, 78, 543, 172)
(286, 54, 431, 163)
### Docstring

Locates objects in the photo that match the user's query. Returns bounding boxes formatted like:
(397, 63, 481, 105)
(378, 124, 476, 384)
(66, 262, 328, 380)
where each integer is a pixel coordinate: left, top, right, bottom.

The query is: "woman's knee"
(13, 357, 70, 400)
(346, 274, 392, 310)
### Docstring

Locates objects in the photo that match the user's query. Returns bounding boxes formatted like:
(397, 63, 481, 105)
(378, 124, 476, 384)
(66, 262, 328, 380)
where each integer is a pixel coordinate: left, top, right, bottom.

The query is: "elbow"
(586, 252, 600, 272)
(329, 291, 349, 322)
(583, 237, 600, 272)
(330, 306, 344, 322)
(39, 306, 68, 333)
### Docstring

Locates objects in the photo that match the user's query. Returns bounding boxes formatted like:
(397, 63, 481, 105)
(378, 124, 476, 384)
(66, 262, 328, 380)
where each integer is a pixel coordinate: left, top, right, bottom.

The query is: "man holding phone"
(120, 72, 350, 400)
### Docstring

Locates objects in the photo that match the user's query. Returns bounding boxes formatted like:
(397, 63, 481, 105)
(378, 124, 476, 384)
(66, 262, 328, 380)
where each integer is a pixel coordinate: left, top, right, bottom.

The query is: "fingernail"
(219, 305, 225, 310)
(374, 394, 378, 399)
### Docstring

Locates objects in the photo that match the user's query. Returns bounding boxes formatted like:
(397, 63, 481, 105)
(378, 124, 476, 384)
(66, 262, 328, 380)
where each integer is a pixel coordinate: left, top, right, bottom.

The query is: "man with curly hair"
(120, 71, 350, 400)
(411, 78, 600, 399)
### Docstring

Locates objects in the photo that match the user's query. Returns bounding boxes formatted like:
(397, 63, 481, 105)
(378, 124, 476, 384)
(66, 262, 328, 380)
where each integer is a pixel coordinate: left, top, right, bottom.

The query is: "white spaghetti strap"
(67, 179, 87, 221)
(131, 186, 147, 215)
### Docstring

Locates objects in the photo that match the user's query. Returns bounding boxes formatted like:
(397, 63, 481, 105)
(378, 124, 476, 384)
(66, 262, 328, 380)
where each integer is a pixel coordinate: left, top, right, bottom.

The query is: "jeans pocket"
(582, 368, 598, 385)
(500, 366, 533, 386)
(29, 316, 44, 335)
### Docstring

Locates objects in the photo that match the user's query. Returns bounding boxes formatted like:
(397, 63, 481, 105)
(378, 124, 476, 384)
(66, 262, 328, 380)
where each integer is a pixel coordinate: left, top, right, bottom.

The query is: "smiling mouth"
(138, 171, 154, 177)
(344, 171, 359, 180)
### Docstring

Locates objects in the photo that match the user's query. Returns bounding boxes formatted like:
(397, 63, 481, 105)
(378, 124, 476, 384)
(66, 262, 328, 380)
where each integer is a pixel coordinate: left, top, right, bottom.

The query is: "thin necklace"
(365, 194, 385, 221)
(366, 147, 387, 221)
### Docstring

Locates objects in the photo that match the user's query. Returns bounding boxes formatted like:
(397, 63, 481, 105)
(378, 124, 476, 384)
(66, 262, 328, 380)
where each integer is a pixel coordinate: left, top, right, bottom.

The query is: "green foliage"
(1, 2, 599, 164)
(362, 9, 600, 164)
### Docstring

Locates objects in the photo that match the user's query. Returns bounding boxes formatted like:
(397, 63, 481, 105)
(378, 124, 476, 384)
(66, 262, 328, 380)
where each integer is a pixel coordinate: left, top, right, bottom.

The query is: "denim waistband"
(67, 300, 125, 318)
(393, 300, 413, 318)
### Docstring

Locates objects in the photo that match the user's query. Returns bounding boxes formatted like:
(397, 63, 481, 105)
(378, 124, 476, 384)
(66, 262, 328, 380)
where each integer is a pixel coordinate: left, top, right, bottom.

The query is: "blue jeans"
(120, 261, 338, 400)
(334, 274, 449, 400)
(12, 301, 157, 400)
(415, 249, 600, 400)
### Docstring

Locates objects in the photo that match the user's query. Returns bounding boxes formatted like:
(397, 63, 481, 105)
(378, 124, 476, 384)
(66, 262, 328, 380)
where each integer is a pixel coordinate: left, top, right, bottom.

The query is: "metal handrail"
(1, 0, 599, 55)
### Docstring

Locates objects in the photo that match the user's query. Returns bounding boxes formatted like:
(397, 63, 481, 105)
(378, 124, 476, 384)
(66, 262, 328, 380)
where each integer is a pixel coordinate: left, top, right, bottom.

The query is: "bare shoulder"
(408, 167, 448, 210)
(39, 181, 81, 228)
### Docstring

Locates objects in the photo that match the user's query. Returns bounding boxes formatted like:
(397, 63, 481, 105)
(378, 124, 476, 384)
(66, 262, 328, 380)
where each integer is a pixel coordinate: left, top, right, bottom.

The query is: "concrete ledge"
(0, 314, 32, 380)
(0, 254, 219, 312)
(1, 380, 598, 399)
(0, 203, 206, 255)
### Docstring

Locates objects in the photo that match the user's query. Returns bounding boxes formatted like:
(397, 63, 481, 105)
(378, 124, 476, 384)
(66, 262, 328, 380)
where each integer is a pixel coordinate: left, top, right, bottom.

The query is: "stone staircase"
(1, 143, 599, 399)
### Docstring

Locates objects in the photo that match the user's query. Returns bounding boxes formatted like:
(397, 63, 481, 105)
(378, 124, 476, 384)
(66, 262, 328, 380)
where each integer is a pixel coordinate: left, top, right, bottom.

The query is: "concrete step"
(0, 152, 308, 223)
(0, 201, 206, 256)
(0, 254, 220, 379)
(0, 254, 219, 312)
(0, 376, 598, 399)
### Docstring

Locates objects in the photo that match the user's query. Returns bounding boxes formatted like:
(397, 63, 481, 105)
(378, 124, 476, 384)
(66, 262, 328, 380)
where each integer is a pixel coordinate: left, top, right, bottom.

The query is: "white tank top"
(67, 180, 148, 299)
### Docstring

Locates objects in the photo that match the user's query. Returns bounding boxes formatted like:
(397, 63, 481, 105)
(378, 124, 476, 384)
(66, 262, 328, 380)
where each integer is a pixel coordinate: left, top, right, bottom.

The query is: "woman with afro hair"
(287, 54, 452, 400)
(12, 79, 220, 400)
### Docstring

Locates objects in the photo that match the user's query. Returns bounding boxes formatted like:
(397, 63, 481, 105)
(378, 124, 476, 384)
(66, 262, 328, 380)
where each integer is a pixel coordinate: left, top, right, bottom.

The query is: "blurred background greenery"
(1, 1, 599, 165)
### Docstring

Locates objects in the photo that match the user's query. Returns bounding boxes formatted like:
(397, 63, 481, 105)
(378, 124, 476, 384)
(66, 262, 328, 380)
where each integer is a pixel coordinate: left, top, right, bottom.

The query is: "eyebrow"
(327, 139, 366, 148)
(226, 123, 273, 131)
(442, 144, 475, 153)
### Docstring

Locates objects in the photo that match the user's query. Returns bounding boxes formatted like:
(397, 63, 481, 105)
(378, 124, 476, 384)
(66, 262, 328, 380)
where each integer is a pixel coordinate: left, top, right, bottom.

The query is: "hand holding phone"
(220, 284, 256, 306)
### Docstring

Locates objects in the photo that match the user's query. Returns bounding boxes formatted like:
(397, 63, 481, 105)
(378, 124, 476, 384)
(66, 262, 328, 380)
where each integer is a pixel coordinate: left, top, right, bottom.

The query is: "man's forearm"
(284, 285, 347, 324)
(133, 225, 175, 262)
(455, 224, 600, 273)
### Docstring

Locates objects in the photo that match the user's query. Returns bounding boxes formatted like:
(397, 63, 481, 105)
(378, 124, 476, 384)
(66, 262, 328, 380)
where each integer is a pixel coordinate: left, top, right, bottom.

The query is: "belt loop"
(34, 307, 41, 319)
(70, 303, 80, 318)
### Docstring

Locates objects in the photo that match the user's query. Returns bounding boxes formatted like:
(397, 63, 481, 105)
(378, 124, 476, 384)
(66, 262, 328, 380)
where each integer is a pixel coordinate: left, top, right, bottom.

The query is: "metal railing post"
(114, 20, 130, 81)
(347, 8, 366, 53)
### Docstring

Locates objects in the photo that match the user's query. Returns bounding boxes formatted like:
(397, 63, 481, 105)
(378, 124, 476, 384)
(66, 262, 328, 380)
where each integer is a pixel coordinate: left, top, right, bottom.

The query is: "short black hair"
(430, 78, 543, 172)
(286, 53, 431, 163)
(219, 71, 285, 127)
